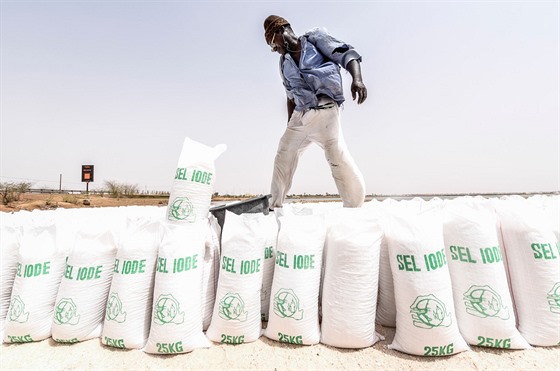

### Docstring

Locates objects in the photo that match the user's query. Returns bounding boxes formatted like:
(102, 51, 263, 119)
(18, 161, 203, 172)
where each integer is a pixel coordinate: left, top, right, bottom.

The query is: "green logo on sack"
(463, 285, 510, 320)
(54, 298, 80, 325)
(273, 288, 303, 320)
(153, 294, 185, 325)
(168, 197, 196, 222)
(105, 293, 127, 323)
(218, 293, 248, 322)
(410, 294, 452, 329)
(548, 282, 560, 314)
(8, 296, 29, 323)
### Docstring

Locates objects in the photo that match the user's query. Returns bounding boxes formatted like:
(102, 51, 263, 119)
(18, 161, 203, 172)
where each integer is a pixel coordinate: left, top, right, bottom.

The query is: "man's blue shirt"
(280, 27, 362, 112)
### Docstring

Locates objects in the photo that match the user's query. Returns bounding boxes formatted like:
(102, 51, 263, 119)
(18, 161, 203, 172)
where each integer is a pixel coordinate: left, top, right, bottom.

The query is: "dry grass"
(0, 193, 169, 213)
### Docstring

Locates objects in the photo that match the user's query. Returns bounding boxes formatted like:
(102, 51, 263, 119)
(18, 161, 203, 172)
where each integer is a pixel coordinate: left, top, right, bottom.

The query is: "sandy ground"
(0, 193, 253, 213)
(0, 193, 167, 213)
(1, 325, 558, 370)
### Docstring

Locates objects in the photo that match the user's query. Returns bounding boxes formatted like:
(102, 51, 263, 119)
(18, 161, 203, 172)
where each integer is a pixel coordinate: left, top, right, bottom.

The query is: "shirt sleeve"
(304, 27, 362, 68)
(279, 57, 294, 100)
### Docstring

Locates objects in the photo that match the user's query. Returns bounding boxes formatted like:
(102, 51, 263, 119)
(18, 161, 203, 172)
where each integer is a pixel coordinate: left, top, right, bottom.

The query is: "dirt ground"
(0, 193, 248, 213)
(2, 325, 558, 370)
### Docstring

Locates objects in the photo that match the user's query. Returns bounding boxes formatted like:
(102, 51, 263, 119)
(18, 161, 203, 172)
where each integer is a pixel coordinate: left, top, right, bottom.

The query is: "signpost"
(81, 165, 94, 194)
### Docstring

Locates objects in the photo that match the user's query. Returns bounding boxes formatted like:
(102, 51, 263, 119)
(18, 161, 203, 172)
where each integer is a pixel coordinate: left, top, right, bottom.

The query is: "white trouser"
(270, 100, 365, 208)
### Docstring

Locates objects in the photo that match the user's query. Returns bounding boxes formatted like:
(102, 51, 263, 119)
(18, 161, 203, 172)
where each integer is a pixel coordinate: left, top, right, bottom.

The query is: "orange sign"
(82, 165, 94, 182)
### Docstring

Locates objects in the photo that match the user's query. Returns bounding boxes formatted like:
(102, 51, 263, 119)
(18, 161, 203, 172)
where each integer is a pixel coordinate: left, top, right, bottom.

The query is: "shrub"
(62, 194, 79, 204)
(104, 180, 139, 198)
(0, 182, 32, 205)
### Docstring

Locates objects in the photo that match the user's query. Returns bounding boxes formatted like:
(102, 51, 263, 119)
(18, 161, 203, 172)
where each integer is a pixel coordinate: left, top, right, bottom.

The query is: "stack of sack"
(1, 136, 228, 354)
(142, 136, 226, 354)
(2, 170, 559, 356)
(371, 195, 559, 353)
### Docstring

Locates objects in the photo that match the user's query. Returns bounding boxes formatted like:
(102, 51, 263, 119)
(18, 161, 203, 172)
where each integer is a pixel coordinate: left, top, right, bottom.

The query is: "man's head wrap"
(264, 15, 290, 44)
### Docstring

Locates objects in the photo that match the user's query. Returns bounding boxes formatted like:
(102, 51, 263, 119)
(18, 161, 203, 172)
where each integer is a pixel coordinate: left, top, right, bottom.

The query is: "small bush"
(104, 180, 139, 198)
(45, 194, 55, 205)
(62, 194, 79, 204)
(0, 182, 32, 205)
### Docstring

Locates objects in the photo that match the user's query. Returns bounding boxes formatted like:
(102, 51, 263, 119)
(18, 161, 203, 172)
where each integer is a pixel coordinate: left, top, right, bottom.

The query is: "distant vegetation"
(103, 180, 139, 198)
(0, 181, 32, 205)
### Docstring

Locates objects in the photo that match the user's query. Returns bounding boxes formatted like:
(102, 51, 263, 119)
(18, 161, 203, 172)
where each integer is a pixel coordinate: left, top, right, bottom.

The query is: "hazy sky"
(1, 0, 558, 196)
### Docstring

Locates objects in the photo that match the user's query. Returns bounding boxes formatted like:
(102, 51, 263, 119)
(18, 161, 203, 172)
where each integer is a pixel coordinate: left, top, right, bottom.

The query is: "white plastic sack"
(1, 216, 21, 337)
(51, 226, 117, 343)
(101, 218, 161, 349)
(527, 195, 560, 241)
(280, 202, 343, 217)
(144, 223, 210, 354)
(206, 211, 265, 344)
(373, 198, 422, 328)
(259, 213, 278, 322)
(278, 202, 341, 324)
(54, 208, 80, 258)
(167, 137, 226, 224)
(83, 207, 128, 237)
(264, 214, 325, 345)
(321, 208, 384, 348)
(4, 212, 66, 343)
(385, 207, 468, 356)
(202, 214, 221, 331)
(443, 197, 530, 349)
(376, 235, 396, 327)
(495, 198, 560, 346)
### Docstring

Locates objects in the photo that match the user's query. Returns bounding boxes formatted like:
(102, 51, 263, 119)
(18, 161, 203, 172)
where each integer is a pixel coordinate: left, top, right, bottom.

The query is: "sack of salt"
(167, 137, 226, 224)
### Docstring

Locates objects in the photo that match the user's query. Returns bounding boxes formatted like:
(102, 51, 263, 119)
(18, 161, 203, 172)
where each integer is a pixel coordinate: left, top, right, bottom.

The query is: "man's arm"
(287, 98, 296, 122)
(346, 59, 367, 105)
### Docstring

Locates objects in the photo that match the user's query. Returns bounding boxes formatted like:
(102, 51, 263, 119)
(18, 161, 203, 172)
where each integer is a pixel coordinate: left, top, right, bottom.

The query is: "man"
(264, 15, 367, 209)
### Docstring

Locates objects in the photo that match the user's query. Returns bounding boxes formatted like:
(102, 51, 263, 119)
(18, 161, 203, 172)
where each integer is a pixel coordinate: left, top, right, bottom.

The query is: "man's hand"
(351, 80, 367, 104)
(346, 59, 367, 105)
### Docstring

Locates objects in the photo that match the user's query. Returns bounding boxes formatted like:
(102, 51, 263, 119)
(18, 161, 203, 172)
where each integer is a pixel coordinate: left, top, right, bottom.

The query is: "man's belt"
(314, 102, 336, 110)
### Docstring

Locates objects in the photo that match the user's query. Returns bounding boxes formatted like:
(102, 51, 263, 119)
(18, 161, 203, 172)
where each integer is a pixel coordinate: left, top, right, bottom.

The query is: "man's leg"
(307, 107, 366, 207)
(270, 114, 311, 209)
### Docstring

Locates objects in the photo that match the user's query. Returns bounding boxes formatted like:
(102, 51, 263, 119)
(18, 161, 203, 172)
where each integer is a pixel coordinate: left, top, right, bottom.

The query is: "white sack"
(202, 214, 221, 331)
(527, 195, 560, 241)
(495, 198, 560, 346)
(264, 214, 325, 345)
(278, 202, 341, 324)
(101, 218, 161, 349)
(144, 223, 210, 354)
(84, 207, 128, 237)
(206, 211, 265, 344)
(1, 216, 21, 336)
(443, 197, 530, 349)
(373, 198, 423, 328)
(4, 212, 66, 343)
(259, 213, 278, 322)
(167, 137, 226, 224)
(320, 208, 384, 348)
(54, 208, 80, 258)
(385, 207, 468, 356)
(51, 226, 117, 343)
(280, 202, 343, 217)
(376, 235, 396, 327)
